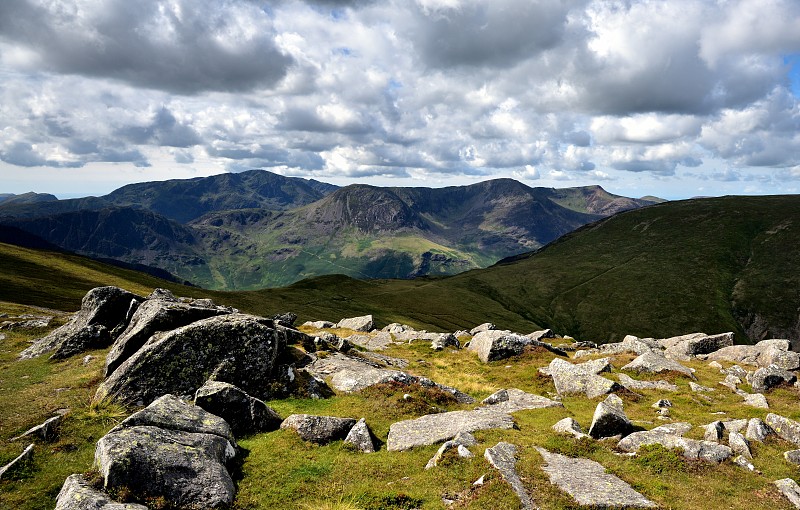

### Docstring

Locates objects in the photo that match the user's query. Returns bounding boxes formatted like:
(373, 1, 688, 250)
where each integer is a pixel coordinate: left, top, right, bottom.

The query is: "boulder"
(302, 320, 335, 329)
(729, 432, 752, 459)
(467, 330, 530, 362)
(387, 409, 514, 451)
(280, 414, 357, 444)
(742, 392, 769, 409)
(469, 322, 496, 335)
(536, 447, 657, 508)
(766, 414, 800, 446)
(722, 419, 748, 434)
(194, 381, 282, 436)
(617, 424, 733, 462)
(689, 381, 715, 392)
(95, 314, 286, 406)
(661, 332, 734, 360)
(104, 297, 231, 377)
(588, 394, 632, 439)
(745, 418, 775, 442)
(480, 388, 563, 413)
(0, 443, 34, 480)
(431, 333, 460, 351)
(621, 350, 694, 378)
(747, 366, 797, 392)
(527, 329, 556, 342)
(775, 478, 800, 508)
(618, 373, 678, 392)
(55, 474, 148, 510)
(425, 431, 477, 469)
(547, 358, 620, 398)
(703, 421, 725, 442)
(20, 286, 142, 360)
(346, 331, 394, 351)
(552, 417, 589, 439)
(484, 442, 535, 510)
(707, 339, 800, 371)
(336, 315, 374, 332)
(272, 312, 297, 328)
(344, 418, 376, 453)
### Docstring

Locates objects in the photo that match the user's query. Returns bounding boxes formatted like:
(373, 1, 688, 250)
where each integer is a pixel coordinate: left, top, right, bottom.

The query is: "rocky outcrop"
(194, 381, 282, 436)
(766, 413, 800, 446)
(707, 339, 800, 371)
(20, 286, 143, 360)
(431, 333, 460, 351)
(622, 350, 695, 378)
(546, 358, 620, 398)
(747, 366, 797, 392)
(484, 442, 535, 510)
(336, 315, 374, 332)
(104, 296, 232, 377)
(618, 373, 678, 392)
(536, 447, 657, 508)
(468, 330, 565, 362)
(55, 474, 148, 510)
(469, 323, 495, 335)
(746, 418, 775, 442)
(618, 423, 733, 462)
(95, 314, 286, 406)
(280, 414, 357, 444)
(302, 320, 334, 329)
(588, 394, 632, 439)
(662, 332, 734, 360)
(480, 388, 563, 413)
(95, 395, 237, 509)
(387, 409, 515, 451)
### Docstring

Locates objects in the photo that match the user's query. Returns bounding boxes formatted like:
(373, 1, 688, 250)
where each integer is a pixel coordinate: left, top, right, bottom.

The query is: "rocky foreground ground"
(4, 286, 800, 508)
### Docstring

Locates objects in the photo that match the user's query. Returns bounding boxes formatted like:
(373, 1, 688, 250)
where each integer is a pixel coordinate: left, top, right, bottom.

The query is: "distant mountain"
(0, 170, 658, 289)
(0, 192, 58, 205)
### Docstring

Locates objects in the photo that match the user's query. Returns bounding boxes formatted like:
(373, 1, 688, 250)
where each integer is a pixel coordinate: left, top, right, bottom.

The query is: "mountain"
(0, 170, 657, 289)
(0, 192, 58, 205)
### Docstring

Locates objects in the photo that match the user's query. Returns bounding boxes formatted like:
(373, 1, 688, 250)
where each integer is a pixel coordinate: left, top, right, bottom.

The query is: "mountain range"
(0, 170, 658, 289)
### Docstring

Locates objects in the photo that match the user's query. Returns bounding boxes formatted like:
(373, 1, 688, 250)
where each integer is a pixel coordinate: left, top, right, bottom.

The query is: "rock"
(621, 350, 694, 378)
(703, 421, 725, 442)
(547, 358, 620, 398)
(484, 442, 535, 510)
(469, 322, 496, 335)
(536, 447, 657, 508)
(346, 331, 395, 351)
(618, 424, 733, 462)
(552, 417, 589, 439)
(707, 339, 800, 371)
(775, 478, 800, 508)
(431, 333, 460, 351)
(387, 409, 515, 451)
(726, 364, 750, 379)
(745, 418, 775, 442)
(662, 332, 734, 360)
(194, 381, 282, 436)
(20, 286, 142, 360)
(747, 366, 797, 392)
(689, 381, 715, 392)
(302, 320, 335, 329)
(272, 312, 297, 328)
(1, 318, 51, 330)
(720, 374, 742, 390)
(0, 443, 34, 480)
(96, 425, 235, 509)
(708, 360, 724, 370)
(480, 388, 563, 413)
(336, 315, 374, 332)
(280, 414, 357, 444)
(742, 392, 769, 408)
(467, 330, 563, 362)
(766, 414, 800, 446)
(618, 373, 678, 392)
(652, 399, 672, 408)
(10, 413, 65, 441)
(308, 332, 352, 353)
(344, 418, 376, 453)
(425, 432, 477, 469)
(723, 419, 748, 434)
(55, 474, 148, 510)
(729, 432, 752, 459)
(95, 314, 286, 406)
(527, 329, 556, 342)
(104, 297, 231, 377)
(733, 455, 759, 473)
(588, 394, 633, 439)
(785, 450, 800, 465)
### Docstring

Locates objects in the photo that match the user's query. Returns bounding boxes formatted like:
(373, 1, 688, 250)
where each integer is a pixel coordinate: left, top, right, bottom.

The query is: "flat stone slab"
(618, 373, 678, 392)
(485, 442, 537, 510)
(622, 351, 694, 379)
(480, 388, 563, 413)
(387, 409, 514, 451)
(536, 447, 657, 508)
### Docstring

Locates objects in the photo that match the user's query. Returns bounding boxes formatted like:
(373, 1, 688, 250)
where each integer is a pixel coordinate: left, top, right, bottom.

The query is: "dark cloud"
(116, 108, 201, 148)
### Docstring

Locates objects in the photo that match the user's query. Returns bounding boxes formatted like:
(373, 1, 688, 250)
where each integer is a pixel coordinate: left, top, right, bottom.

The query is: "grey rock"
(105, 297, 231, 377)
(766, 413, 800, 446)
(552, 417, 589, 439)
(689, 381, 715, 392)
(618, 424, 733, 462)
(662, 332, 734, 360)
(726, 364, 750, 379)
(96, 314, 285, 406)
(272, 312, 297, 328)
(729, 432, 752, 459)
(484, 442, 536, 510)
(194, 381, 282, 436)
(10, 413, 64, 441)
(536, 447, 657, 508)
(618, 373, 678, 392)
(96, 425, 235, 509)
(745, 418, 775, 442)
(425, 432, 477, 469)
(785, 450, 800, 465)
(336, 315, 374, 332)
(431, 333, 460, 351)
(480, 388, 563, 413)
(468, 330, 553, 362)
(775, 478, 800, 508)
(703, 421, 725, 442)
(280, 414, 357, 444)
(0, 443, 34, 480)
(742, 392, 769, 408)
(720, 374, 742, 390)
(621, 350, 694, 378)
(733, 455, 758, 472)
(1, 318, 52, 330)
(344, 418, 376, 453)
(527, 329, 556, 342)
(747, 366, 797, 392)
(55, 474, 148, 510)
(588, 394, 633, 439)
(302, 320, 334, 329)
(547, 358, 620, 398)
(651, 399, 673, 409)
(20, 286, 142, 360)
(707, 339, 800, 371)
(469, 322, 496, 335)
(723, 419, 748, 434)
(387, 409, 514, 451)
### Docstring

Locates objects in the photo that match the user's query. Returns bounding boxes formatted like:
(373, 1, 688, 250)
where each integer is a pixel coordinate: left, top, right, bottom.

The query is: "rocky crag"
(7, 286, 800, 508)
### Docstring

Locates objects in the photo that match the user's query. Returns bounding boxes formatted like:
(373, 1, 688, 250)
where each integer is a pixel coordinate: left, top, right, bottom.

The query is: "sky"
(1, 0, 800, 200)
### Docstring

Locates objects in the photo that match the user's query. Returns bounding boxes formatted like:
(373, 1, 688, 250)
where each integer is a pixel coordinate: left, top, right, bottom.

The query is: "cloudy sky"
(1, 0, 799, 200)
